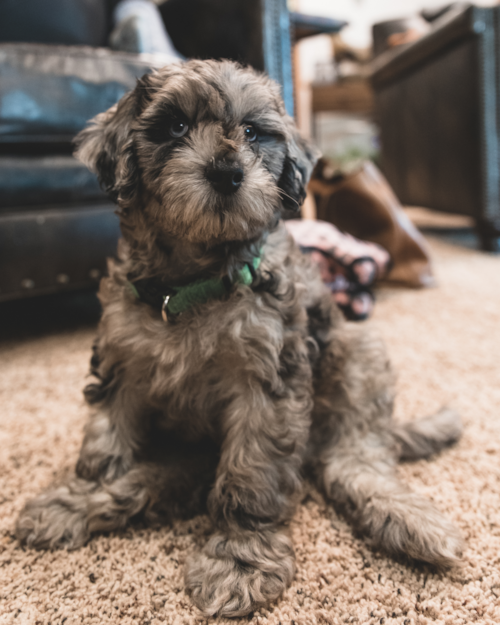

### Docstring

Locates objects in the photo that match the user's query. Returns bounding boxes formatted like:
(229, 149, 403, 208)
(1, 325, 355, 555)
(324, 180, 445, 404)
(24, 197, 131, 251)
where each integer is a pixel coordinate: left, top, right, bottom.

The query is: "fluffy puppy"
(16, 60, 463, 618)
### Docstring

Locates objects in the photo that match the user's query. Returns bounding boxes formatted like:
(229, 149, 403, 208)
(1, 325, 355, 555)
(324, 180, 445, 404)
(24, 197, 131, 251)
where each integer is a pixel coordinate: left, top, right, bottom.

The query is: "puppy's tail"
(391, 407, 463, 461)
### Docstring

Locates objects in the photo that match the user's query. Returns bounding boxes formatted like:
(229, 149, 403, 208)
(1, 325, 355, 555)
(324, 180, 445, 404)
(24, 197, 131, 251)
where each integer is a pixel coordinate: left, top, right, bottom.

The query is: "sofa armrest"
(370, 4, 478, 88)
(0, 43, 179, 146)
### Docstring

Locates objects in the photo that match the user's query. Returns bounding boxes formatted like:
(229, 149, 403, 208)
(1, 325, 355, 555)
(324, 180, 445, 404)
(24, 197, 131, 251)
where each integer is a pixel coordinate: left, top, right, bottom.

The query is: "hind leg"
(391, 407, 463, 461)
(318, 434, 463, 567)
(16, 467, 151, 550)
(310, 324, 463, 568)
(16, 433, 218, 550)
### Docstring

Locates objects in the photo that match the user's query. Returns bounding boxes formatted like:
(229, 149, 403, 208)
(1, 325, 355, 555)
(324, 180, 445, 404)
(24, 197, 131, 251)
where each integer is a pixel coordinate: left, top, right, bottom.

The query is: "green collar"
(128, 254, 261, 321)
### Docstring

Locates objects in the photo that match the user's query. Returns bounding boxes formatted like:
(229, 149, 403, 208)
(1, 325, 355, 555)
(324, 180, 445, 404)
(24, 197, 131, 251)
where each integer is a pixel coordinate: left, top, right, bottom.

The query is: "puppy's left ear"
(278, 119, 321, 214)
(74, 73, 155, 207)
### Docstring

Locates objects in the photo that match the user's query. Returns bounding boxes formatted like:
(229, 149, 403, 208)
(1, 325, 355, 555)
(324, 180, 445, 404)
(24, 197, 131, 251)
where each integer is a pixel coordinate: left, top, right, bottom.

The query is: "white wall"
(293, 0, 499, 50)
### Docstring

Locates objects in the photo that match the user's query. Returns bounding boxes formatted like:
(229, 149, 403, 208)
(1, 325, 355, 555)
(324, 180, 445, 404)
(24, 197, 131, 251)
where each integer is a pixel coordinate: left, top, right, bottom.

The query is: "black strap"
(127, 276, 176, 309)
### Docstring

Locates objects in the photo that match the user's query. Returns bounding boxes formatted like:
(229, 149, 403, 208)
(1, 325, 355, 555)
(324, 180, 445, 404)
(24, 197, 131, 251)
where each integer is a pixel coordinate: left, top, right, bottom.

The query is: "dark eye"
(244, 124, 257, 142)
(169, 119, 189, 138)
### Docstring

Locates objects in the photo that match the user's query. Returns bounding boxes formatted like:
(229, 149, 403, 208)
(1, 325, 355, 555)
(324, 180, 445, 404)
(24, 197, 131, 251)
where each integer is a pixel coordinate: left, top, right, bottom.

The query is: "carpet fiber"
(1, 233, 500, 625)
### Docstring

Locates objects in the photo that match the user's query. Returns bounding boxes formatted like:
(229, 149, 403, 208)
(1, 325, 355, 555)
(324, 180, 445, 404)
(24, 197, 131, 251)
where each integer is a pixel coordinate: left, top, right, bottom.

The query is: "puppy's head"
(75, 60, 319, 244)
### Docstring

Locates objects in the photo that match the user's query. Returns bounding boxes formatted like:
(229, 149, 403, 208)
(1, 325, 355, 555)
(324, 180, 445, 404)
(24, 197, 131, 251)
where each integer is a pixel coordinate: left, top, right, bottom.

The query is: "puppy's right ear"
(74, 73, 155, 206)
(278, 118, 321, 214)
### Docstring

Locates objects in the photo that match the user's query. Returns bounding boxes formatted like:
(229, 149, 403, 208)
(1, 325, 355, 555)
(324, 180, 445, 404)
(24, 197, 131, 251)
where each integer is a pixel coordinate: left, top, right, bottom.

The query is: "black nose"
(205, 163, 244, 195)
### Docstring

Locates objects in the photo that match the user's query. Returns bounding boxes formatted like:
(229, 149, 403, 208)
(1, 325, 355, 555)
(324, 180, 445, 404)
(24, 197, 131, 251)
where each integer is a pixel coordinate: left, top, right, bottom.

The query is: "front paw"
(185, 529, 295, 617)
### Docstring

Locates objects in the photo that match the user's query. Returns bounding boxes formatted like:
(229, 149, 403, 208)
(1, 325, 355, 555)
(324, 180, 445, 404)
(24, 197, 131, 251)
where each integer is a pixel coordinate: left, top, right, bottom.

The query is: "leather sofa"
(371, 4, 500, 252)
(0, 43, 176, 300)
(0, 0, 294, 302)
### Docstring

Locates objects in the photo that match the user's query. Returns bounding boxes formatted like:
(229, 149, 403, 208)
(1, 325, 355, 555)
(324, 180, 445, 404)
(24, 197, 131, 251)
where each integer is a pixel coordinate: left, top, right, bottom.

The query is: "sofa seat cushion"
(0, 203, 120, 301)
(0, 156, 106, 210)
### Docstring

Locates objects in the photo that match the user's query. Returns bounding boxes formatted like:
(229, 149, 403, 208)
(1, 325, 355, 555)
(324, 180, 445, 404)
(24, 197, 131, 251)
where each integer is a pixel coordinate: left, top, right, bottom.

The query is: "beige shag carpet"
(1, 230, 500, 625)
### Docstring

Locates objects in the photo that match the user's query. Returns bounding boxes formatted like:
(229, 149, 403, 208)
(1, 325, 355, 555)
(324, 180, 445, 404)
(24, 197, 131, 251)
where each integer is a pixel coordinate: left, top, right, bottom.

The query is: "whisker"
(277, 188, 299, 208)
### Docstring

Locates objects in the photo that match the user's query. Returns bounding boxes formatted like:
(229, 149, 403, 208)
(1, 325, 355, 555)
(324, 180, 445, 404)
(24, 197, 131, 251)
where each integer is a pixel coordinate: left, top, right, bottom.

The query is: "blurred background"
(1, 0, 500, 329)
(293, 0, 498, 175)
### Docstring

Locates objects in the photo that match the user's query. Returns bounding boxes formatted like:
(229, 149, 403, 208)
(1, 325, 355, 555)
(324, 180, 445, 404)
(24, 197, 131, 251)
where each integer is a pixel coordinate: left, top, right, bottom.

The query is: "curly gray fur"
(16, 60, 463, 618)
